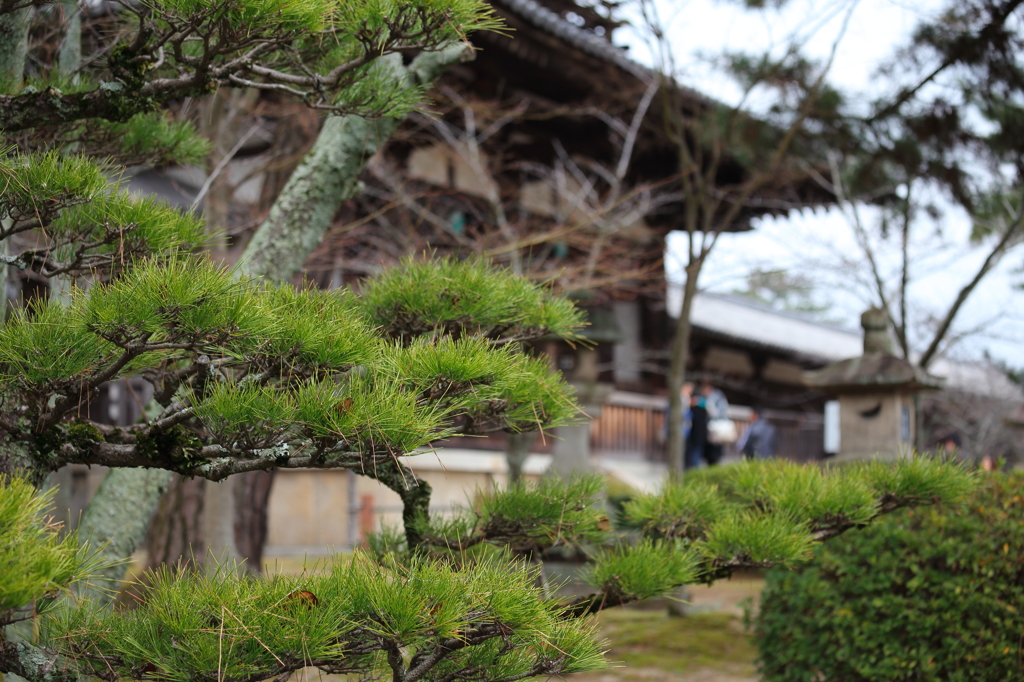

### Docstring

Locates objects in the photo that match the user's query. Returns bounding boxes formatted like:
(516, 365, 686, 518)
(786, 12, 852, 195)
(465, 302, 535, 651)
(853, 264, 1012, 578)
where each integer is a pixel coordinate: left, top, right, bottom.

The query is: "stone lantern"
(548, 304, 622, 477)
(803, 308, 943, 461)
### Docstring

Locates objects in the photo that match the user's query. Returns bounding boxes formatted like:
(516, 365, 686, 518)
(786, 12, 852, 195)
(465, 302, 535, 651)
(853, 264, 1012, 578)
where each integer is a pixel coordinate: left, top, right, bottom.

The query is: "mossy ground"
(567, 578, 763, 682)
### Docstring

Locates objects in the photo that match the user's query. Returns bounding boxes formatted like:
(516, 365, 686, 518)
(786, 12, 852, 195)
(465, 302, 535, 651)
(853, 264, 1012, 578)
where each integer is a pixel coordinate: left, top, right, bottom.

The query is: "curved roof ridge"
(696, 290, 858, 334)
(493, 0, 653, 81)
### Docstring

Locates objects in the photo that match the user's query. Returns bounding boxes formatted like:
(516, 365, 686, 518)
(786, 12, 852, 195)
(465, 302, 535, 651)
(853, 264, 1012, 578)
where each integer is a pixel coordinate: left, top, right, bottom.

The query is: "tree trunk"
(75, 468, 173, 604)
(237, 44, 473, 281)
(505, 431, 536, 484)
(0, 8, 30, 83)
(667, 267, 697, 620)
(145, 474, 206, 572)
(0, 8, 30, 325)
(201, 477, 237, 569)
(666, 266, 700, 474)
(233, 469, 275, 572)
(57, 2, 81, 78)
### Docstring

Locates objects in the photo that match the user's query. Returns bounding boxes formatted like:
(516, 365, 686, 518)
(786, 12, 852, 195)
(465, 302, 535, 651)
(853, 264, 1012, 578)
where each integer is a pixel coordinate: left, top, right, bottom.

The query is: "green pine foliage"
(190, 382, 298, 452)
(382, 336, 522, 404)
(489, 355, 580, 432)
(0, 153, 210, 278)
(51, 194, 209, 266)
(730, 459, 879, 527)
(331, 58, 432, 118)
(82, 256, 265, 347)
(252, 284, 379, 373)
(0, 449, 979, 681)
(93, 114, 211, 168)
(473, 475, 606, 550)
(155, 0, 339, 32)
(358, 256, 586, 343)
(0, 151, 108, 221)
(0, 138, 983, 682)
(0, 0, 503, 134)
(291, 375, 452, 455)
(0, 252, 582, 473)
(624, 477, 732, 540)
(850, 456, 977, 504)
(413, 475, 608, 553)
(585, 539, 702, 603)
(0, 297, 116, 394)
(0, 232, 591, 682)
(0, 456, 972, 682)
(0, 150, 587, 472)
(700, 511, 813, 567)
(619, 456, 975, 575)
(753, 471, 1024, 681)
(0, 477, 88, 623)
(45, 554, 606, 682)
(380, 337, 579, 434)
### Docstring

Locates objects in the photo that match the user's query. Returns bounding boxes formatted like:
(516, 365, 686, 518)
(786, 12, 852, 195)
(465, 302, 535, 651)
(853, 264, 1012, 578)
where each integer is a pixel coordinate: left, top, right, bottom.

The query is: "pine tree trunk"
(145, 475, 206, 571)
(75, 468, 173, 604)
(506, 432, 536, 484)
(237, 44, 473, 282)
(0, 8, 30, 324)
(233, 470, 275, 572)
(0, 8, 30, 83)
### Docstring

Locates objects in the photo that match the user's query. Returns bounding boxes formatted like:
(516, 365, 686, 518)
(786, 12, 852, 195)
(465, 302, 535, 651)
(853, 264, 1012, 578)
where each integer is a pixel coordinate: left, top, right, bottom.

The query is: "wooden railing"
(591, 392, 667, 461)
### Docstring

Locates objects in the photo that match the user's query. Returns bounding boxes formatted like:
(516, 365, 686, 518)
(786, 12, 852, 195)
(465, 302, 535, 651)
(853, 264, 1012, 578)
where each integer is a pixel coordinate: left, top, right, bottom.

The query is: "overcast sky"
(613, 0, 1024, 366)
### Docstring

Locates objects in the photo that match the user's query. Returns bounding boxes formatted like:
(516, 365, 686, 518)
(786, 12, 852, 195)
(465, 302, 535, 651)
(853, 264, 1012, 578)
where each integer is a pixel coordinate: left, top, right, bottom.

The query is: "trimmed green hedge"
(754, 471, 1024, 681)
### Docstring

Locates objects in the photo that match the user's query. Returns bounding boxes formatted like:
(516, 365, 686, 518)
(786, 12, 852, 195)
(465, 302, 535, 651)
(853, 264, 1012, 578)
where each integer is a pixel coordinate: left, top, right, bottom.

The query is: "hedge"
(754, 471, 1024, 681)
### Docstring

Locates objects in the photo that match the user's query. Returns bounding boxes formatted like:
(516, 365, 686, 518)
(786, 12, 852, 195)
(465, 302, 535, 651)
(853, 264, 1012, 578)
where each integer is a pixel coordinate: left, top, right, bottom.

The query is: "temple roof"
(494, 0, 651, 80)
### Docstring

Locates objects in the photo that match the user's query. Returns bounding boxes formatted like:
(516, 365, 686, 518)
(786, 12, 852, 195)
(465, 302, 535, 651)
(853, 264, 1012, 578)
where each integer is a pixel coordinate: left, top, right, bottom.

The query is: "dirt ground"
(679, 574, 765, 616)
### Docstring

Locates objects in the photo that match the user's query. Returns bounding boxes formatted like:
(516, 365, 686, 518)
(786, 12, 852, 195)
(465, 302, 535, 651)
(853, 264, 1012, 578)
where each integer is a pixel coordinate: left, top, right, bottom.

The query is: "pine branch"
(0, 1, 495, 132)
(0, 638, 78, 682)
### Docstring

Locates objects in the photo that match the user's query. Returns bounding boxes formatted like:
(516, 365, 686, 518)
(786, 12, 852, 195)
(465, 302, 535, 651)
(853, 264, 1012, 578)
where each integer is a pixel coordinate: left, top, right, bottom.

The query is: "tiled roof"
(672, 291, 1023, 399)
(493, 0, 651, 80)
(494, 0, 724, 114)
(680, 291, 863, 363)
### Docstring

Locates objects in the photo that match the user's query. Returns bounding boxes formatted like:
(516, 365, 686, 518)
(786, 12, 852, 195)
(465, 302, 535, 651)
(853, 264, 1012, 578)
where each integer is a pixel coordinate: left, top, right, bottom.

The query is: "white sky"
(614, 0, 1024, 366)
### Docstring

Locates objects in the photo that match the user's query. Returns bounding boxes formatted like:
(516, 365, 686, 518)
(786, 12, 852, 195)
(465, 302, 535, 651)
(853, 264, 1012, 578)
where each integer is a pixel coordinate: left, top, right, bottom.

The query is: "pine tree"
(1, 0, 500, 575)
(0, 2, 975, 682)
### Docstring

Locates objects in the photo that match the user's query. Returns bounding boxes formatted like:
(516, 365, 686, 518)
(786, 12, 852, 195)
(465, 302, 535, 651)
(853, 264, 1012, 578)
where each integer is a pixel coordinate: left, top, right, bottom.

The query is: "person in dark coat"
(736, 407, 778, 460)
(685, 393, 708, 469)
